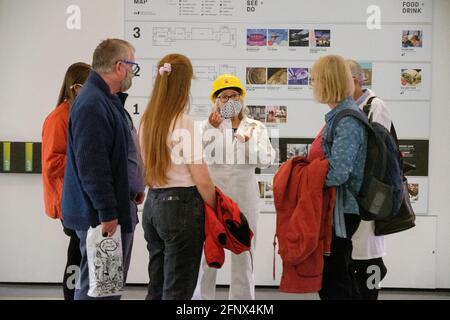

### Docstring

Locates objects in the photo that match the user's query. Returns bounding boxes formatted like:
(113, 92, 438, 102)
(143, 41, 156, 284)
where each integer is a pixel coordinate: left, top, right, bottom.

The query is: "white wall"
(429, 0, 450, 288)
(0, 0, 449, 289)
(0, 0, 124, 282)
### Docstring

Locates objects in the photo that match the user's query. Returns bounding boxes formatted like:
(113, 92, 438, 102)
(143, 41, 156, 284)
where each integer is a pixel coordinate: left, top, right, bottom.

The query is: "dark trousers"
(354, 258, 388, 300)
(319, 214, 361, 300)
(62, 225, 82, 300)
(142, 187, 205, 300)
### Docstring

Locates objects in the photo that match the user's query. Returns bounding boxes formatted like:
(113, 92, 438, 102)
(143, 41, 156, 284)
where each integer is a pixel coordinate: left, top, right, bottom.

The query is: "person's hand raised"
(208, 111, 223, 128)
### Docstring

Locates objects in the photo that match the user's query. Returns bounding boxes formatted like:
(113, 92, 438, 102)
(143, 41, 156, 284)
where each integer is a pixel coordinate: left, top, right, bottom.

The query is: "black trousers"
(142, 187, 205, 300)
(62, 225, 82, 300)
(354, 258, 388, 300)
(319, 214, 361, 300)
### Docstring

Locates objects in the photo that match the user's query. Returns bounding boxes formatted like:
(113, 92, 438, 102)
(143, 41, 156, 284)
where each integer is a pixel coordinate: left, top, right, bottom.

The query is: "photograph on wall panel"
(398, 139, 429, 176)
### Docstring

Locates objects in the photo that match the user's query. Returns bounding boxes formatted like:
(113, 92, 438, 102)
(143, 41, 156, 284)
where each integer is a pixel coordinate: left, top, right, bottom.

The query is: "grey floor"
(1, 283, 450, 300)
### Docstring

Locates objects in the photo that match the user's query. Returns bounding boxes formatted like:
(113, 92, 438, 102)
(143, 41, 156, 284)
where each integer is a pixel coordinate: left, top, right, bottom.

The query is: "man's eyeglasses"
(217, 93, 240, 103)
(118, 60, 139, 73)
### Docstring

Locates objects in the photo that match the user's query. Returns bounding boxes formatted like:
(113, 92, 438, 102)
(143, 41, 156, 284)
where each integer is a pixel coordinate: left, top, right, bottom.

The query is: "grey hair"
(346, 59, 364, 83)
(92, 39, 135, 73)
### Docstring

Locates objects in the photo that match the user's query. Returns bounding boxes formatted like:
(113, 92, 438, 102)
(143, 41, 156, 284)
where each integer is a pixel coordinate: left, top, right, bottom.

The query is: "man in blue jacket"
(62, 38, 144, 300)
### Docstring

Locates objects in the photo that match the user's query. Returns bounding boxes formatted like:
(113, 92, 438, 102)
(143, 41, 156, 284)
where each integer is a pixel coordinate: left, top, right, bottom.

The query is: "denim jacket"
(322, 97, 368, 237)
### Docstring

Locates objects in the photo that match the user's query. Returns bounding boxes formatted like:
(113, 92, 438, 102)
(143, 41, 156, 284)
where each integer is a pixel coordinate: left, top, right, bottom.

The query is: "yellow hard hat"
(210, 74, 246, 103)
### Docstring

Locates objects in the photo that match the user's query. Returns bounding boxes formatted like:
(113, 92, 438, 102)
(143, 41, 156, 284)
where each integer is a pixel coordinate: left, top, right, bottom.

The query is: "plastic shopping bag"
(86, 225, 124, 297)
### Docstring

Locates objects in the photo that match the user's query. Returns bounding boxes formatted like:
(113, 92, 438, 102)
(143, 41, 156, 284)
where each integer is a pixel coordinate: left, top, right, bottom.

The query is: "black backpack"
(326, 98, 404, 221)
(363, 97, 416, 235)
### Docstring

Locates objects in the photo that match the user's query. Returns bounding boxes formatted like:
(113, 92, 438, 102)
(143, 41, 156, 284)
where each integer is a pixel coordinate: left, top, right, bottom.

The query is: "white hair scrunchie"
(159, 63, 172, 76)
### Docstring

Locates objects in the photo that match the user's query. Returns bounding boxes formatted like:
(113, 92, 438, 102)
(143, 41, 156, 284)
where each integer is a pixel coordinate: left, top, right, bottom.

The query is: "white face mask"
(220, 100, 243, 119)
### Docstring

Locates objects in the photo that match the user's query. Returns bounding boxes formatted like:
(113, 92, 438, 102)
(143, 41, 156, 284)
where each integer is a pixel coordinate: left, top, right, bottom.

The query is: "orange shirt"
(41, 101, 70, 219)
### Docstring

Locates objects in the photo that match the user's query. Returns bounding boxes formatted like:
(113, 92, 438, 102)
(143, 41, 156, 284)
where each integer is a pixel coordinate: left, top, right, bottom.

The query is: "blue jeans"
(74, 227, 135, 300)
(142, 187, 205, 300)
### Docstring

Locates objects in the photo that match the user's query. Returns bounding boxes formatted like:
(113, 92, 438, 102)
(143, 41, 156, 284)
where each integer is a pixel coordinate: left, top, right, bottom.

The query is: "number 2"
(134, 65, 141, 77)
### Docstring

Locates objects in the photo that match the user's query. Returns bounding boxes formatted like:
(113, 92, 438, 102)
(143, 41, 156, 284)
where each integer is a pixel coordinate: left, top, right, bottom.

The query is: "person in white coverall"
(347, 60, 389, 300)
(193, 74, 276, 300)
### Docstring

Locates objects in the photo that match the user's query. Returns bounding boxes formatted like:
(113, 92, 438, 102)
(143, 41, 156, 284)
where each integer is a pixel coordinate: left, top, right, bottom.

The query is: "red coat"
(273, 156, 336, 293)
(41, 101, 69, 220)
(203, 187, 254, 268)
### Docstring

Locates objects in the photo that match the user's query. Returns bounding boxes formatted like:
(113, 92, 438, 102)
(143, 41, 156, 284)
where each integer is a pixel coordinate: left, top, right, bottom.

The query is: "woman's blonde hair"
(139, 53, 193, 186)
(237, 97, 248, 120)
(311, 55, 354, 104)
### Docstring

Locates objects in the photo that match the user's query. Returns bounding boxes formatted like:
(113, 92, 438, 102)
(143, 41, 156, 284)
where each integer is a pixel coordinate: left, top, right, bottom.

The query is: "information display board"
(124, 0, 432, 214)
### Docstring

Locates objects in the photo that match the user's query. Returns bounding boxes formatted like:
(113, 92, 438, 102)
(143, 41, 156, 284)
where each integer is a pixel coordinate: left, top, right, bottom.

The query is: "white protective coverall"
(192, 116, 276, 300)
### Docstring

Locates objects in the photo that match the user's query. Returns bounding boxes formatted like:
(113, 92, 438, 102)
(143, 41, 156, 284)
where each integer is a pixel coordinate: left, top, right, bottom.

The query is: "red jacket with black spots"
(203, 187, 254, 268)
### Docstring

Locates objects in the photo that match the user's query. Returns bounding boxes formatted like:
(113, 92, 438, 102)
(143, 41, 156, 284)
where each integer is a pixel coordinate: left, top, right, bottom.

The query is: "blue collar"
(86, 70, 115, 98)
(355, 89, 370, 107)
(86, 71, 128, 120)
(325, 96, 356, 123)
(116, 92, 129, 106)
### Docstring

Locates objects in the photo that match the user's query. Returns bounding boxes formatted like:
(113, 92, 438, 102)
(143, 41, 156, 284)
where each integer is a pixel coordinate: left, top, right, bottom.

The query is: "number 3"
(133, 27, 141, 38)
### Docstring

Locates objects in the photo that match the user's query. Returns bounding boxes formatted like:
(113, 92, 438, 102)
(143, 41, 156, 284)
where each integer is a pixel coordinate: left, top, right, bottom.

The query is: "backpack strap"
(362, 95, 402, 162)
(383, 111, 415, 175)
(324, 108, 372, 198)
(389, 122, 415, 175)
(390, 123, 399, 143)
(363, 96, 407, 174)
(363, 95, 402, 159)
(362, 96, 377, 122)
(325, 108, 370, 146)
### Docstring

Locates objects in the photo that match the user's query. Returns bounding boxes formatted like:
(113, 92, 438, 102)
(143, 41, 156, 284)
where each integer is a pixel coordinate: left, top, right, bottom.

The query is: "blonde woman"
(193, 74, 276, 300)
(310, 55, 368, 300)
(139, 54, 216, 300)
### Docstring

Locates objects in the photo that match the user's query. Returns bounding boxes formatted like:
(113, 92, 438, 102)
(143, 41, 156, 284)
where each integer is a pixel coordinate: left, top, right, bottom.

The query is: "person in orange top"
(41, 62, 90, 300)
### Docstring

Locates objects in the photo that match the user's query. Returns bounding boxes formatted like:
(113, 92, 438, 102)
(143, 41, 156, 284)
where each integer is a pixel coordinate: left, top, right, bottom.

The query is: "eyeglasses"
(217, 93, 240, 103)
(69, 84, 83, 90)
(118, 60, 139, 73)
